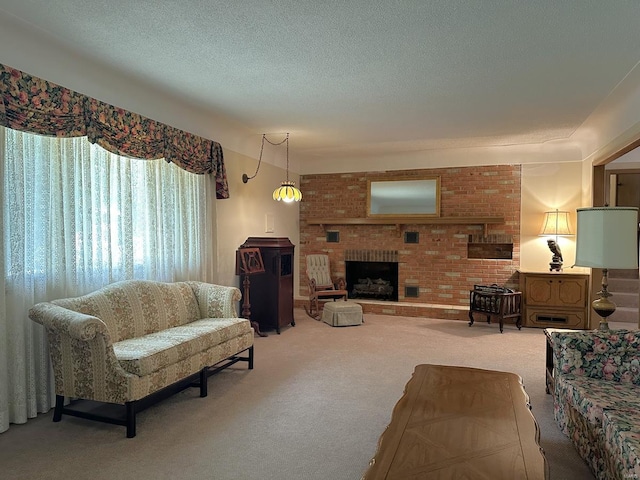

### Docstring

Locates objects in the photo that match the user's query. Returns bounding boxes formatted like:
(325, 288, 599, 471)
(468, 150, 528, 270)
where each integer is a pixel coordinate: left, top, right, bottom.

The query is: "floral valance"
(0, 64, 229, 199)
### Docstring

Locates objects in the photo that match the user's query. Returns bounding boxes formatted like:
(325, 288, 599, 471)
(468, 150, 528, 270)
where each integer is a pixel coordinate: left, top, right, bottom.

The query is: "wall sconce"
(574, 206, 639, 330)
(242, 133, 302, 203)
(539, 209, 573, 271)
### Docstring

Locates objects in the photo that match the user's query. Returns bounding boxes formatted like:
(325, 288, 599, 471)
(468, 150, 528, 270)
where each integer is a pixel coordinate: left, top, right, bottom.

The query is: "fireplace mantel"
(306, 216, 503, 235)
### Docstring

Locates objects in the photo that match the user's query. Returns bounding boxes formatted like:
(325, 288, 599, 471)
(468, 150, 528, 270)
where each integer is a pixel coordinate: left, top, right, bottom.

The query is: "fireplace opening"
(346, 261, 398, 301)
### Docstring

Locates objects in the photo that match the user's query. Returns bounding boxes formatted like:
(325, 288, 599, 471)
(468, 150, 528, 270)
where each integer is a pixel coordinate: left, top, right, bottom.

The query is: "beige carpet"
(0, 310, 599, 480)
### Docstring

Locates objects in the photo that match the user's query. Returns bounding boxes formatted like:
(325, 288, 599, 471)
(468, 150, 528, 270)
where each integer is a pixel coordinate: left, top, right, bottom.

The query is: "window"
(3, 127, 208, 291)
(0, 126, 214, 434)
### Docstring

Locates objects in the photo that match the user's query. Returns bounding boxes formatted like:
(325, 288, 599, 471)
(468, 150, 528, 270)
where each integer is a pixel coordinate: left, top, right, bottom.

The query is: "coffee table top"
(363, 364, 548, 479)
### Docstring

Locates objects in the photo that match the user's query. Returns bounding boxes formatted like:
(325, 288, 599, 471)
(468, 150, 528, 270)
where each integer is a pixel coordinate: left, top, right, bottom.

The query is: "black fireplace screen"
(345, 261, 398, 301)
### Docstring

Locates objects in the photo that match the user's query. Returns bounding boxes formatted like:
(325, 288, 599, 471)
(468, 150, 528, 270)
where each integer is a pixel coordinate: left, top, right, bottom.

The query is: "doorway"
(598, 166, 640, 326)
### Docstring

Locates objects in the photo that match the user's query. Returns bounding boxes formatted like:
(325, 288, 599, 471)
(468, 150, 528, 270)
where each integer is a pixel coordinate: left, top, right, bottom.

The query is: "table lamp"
(574, 206, 639, 330)
(539, 209, 573, 271)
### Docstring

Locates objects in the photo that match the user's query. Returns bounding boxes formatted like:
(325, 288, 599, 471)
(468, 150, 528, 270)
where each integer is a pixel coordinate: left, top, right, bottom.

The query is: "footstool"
(321, 301, 363, 327)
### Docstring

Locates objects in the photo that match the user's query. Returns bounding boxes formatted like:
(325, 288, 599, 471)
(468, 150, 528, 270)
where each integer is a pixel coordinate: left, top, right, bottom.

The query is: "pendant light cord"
(242, 133, 289, 183)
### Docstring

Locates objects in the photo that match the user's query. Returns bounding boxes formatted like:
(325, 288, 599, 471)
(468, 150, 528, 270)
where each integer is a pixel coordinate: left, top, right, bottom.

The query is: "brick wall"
(298, 165, 521, 320)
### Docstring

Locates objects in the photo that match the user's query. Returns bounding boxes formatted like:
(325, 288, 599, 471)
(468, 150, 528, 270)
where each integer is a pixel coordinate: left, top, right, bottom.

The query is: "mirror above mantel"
(367, 177, 440, 217)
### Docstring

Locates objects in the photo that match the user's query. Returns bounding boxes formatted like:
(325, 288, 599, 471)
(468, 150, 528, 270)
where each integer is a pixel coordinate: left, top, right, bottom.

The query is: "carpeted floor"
(0, 310, 600, 479)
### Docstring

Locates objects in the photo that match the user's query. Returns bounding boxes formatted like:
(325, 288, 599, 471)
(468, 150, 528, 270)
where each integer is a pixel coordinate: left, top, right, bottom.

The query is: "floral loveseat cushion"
(552, 329, 640, 479)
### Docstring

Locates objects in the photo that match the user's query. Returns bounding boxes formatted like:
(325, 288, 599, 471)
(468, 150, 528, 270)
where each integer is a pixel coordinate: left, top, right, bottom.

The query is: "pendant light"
(272, 133, 302, 203)
(242, 133, 302, 203)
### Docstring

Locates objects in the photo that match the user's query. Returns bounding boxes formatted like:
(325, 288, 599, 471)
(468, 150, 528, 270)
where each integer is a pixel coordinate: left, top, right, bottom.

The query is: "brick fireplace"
(297, 165, 521, 320)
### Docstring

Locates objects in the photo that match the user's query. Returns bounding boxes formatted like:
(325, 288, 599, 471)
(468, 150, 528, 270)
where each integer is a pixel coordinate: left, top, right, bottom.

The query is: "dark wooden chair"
(304, 254, 348, 320)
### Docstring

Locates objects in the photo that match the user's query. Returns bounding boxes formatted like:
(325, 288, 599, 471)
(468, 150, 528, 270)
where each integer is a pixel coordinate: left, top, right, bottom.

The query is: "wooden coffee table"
(362, 364, 548, 479)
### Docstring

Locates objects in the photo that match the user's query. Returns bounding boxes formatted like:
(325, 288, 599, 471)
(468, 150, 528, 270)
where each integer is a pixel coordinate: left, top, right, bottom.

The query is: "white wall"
(301, 139, 583, 175)
(520, 162, 588, 273)
(215, 150, 301, 294)
(572, 61, 640, 166)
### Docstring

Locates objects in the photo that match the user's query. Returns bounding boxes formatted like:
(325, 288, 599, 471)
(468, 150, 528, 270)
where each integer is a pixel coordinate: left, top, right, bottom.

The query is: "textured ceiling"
(2, 1, 640, 165)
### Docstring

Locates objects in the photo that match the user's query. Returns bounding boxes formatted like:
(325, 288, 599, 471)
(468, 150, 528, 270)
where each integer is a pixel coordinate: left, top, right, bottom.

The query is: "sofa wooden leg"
(126, 402, 136, 438)
(199, 368, 208, 397)
(53, 395, 64, 422)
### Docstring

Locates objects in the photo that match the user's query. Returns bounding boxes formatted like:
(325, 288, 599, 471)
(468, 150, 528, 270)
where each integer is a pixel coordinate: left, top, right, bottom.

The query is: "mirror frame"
(367, 177, 441, 218)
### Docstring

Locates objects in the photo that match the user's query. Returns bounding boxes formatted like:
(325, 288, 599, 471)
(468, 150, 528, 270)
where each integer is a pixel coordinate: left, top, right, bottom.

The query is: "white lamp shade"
(574, 207, 639, 269)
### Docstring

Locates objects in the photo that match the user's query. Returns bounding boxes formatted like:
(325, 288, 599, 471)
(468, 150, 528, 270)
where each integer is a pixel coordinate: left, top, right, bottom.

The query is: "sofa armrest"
(29, 301, 136, 403)
(29, 302, 109, 341)
(187, 281, 242, 319)
(552, 329, 640, 382)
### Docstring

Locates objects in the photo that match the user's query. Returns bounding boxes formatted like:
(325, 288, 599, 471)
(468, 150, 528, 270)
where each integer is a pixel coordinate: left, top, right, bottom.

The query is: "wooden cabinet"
(239, 237, 295, 334)
(519, 271, 590, 329)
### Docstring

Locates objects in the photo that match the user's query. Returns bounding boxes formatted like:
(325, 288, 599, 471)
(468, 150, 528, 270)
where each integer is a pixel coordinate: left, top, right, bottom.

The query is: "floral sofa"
(29, 280, 254, 438)
(551, 329, 640, 479)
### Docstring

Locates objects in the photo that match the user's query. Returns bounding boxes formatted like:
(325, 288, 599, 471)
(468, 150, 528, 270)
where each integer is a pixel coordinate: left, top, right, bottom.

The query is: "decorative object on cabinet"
(236, 247, 268, 337)
(468, 284, 522, 333)
(574, 206, 639, 330)
(238, 237, 296, 334)
(304, 254, 348, 320)
(519, 271, 590, 329)
(539, 209, 573, 272)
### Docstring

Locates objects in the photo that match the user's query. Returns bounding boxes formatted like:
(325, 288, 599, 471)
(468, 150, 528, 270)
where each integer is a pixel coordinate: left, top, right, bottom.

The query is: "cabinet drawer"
(523, 309, 588, 329)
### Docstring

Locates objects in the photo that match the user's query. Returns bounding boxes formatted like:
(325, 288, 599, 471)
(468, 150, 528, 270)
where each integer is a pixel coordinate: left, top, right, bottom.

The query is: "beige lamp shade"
(539, 210, 572, 236)
(574, 207, 639, 269)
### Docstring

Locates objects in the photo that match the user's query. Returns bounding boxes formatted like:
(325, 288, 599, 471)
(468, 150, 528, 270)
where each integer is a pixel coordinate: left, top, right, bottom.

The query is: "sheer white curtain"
(0, 127, 215, 433)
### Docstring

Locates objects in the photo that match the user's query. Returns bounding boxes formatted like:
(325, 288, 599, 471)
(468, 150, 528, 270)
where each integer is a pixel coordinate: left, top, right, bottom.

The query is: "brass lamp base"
(592, 297, 615, 331)
(592, 268, 615, 331)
